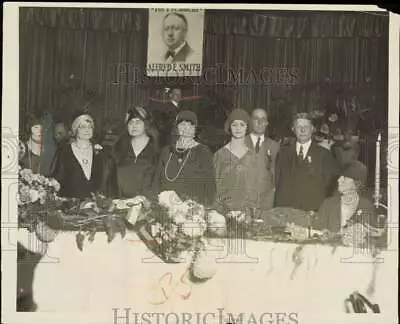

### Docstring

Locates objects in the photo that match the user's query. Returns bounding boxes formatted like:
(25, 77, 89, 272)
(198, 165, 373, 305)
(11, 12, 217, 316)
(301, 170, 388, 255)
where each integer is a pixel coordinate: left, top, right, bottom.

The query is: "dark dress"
(52, 143, 116, 199)
(20, 148, 41, 175)
(114, 137, 159, 199)
(152, 144, 216, 206)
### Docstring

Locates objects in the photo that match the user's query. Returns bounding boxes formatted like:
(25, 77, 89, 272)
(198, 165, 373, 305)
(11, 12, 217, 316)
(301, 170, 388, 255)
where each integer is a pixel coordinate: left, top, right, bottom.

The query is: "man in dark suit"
(149, 88, 184, 148)
(162, 13, 194, 63)
(245, 108, 280, 212)
(275, 112, 338, 212)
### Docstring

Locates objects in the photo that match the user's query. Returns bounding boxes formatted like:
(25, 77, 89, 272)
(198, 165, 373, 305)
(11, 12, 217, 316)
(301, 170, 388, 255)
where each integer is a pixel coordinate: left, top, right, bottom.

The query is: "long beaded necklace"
(164, 148, 192, 182)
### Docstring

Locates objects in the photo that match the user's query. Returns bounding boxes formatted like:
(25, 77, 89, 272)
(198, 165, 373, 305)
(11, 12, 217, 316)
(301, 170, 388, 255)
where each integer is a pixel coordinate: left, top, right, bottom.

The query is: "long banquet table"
(18, 227, 397, 318)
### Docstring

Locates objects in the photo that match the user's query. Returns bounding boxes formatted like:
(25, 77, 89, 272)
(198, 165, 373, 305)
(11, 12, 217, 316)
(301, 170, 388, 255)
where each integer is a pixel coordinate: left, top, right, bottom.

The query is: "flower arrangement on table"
(136, 191, 226, 281)
(18, 167, 65, 241)
(17, 167, 146, 251)
(223, 206, 385, 249)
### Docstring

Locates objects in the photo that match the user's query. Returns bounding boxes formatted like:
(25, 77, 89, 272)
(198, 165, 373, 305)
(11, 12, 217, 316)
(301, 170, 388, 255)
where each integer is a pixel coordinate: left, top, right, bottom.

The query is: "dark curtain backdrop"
(19, 8, 388, 138)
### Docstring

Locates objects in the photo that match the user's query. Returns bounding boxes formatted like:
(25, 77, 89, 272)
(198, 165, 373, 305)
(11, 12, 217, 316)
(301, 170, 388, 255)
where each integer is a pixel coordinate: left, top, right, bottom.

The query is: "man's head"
(162, 13, 188, 51)
(54, 122, 69, 143)
(169, 88, 182, 103)
(250, 108, 268, 135)
(292, 112, 315, 144)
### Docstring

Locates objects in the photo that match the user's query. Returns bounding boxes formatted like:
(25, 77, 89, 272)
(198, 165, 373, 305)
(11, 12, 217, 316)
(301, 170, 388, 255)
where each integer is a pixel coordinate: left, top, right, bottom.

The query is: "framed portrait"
(146, 8, 205, 77)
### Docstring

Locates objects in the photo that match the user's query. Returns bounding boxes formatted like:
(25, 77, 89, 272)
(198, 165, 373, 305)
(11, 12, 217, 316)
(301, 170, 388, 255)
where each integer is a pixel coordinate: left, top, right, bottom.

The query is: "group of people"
(20, 94, 377, 234)
(18, 91, 379, 312)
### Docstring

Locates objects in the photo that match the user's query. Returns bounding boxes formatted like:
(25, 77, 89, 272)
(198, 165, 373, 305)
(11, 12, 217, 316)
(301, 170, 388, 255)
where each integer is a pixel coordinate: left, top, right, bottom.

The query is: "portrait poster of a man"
(146, 8, 204, 77)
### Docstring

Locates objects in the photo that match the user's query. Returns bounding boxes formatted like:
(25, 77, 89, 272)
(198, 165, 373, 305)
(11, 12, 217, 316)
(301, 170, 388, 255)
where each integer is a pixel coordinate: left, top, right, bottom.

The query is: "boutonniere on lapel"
(266, 149, 272, 170)
(306, 155, 315, 173)
(94, 144, 103, 155)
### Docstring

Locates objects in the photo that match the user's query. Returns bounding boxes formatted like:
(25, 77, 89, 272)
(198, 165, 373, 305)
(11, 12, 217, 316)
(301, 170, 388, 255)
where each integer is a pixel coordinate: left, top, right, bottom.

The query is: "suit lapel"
(244, 135, 254, 151)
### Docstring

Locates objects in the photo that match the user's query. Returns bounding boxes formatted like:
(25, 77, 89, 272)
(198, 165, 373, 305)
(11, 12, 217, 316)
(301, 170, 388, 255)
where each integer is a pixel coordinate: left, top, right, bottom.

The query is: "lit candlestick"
(374, 132, 381, 207)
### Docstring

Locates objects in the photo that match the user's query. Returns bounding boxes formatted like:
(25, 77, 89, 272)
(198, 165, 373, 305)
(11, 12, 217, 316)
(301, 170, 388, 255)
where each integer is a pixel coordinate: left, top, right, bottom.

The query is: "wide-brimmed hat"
(341, 160, 368, 187)
(224, 109, 250, 133)
(125, 106, 150, 124)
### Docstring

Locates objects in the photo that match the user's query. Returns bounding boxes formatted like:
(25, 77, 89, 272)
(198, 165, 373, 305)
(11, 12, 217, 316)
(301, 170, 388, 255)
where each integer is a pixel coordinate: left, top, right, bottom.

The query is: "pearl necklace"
(164, 148, 192, 182)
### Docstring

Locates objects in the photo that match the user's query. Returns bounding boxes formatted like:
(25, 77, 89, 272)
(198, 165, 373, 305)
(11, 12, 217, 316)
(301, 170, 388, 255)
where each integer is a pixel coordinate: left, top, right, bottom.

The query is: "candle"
(374, 133, 381, 207)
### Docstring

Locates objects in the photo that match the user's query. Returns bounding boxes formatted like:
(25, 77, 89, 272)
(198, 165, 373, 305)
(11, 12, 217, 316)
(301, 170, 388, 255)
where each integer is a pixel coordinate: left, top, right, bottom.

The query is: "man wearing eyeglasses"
(162, 12, 194, 63)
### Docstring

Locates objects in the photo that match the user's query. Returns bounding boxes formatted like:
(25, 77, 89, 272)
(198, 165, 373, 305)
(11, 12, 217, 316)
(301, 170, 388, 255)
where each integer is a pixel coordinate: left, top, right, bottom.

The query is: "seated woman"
(113, 106, 159, 199)
(213, 109, 254, 215)
(313, 160, 377, 233)
(52, 110, 116, 199)
(152, 110, 216, 207)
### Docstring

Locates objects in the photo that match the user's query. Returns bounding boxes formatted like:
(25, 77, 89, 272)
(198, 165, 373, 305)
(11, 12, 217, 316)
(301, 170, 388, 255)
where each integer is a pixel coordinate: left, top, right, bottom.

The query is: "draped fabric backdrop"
(19, 8, 389, 190)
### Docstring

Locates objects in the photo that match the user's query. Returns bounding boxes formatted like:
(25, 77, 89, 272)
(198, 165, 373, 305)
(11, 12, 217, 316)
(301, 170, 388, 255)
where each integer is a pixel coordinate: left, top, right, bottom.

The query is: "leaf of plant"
(104, 215, 116, 243)
(115, 217, 126, 239)
(76, 232, 85, 251)
(88, 227, 96, 243)
(82, 210, 97, 218)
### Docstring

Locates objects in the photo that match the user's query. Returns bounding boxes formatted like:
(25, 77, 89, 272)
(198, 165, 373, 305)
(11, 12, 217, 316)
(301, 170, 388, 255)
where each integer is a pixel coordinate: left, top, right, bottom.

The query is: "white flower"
(207, 210, 226, 235)
(158, 191, 183, 209)
(307, 156, 312, 163)
(31, 174, 41, 183)
(267, 149, 271, 156)
(50, 179, 61, 192)
(38, 189, 47, 205)
(29, 189, 39, 203)
(20, 168, 33, 184)
(172, 211, 187, 225)
(182, 220, 206, 237)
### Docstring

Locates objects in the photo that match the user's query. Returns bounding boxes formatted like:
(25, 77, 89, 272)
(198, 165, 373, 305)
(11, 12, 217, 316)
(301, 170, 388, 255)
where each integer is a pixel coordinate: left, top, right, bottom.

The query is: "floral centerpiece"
(18, 167, 64, 239)
(18, 166, 143, 251)
(136, 191, 226, 281)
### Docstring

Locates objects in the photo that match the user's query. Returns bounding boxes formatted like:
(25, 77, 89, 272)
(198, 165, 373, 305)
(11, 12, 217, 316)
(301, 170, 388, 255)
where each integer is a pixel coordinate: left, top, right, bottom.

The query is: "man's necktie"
(165, 51, 175, 59)
(255, 137, 261, 153)
(298, 144, 304, 160)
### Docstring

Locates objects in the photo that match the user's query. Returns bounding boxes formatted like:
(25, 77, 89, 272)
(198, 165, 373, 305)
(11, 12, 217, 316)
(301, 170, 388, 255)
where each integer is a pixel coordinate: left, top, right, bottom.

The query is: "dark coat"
(313, 194, 377, 233)
(164, 43, 194, 63)
(148, 101, 184, 149)
(52, 144, 116, 199)
(274, 141, 338, 211)
(114, 137, 159, 199)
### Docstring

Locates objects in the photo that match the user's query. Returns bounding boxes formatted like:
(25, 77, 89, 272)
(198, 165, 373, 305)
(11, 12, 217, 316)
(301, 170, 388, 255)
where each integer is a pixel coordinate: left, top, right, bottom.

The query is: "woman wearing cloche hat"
(213, 108, 255, 216)
(152, 110, 216, 206)
(313, 159, 378, 234)
(51, 109, 116, 199)
(113, 106, 159, 199)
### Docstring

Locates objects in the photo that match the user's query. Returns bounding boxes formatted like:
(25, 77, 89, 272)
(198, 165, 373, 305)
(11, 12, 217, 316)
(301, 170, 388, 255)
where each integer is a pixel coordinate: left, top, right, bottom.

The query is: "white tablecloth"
(18, 228, 398, 316)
